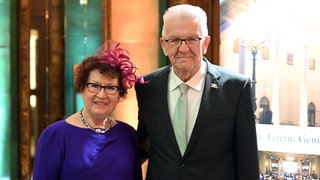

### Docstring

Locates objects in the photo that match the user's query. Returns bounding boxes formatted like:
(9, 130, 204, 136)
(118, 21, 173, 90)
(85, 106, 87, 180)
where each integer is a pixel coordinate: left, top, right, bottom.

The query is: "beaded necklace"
(79, 108, 112, 134)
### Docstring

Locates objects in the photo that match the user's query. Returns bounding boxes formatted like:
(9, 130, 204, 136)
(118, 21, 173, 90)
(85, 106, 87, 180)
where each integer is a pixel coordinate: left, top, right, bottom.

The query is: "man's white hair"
(162, 4, 208, 37)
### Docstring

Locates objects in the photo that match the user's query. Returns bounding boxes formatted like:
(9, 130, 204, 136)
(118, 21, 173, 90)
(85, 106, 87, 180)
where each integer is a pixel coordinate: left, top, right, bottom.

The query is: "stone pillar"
(18, 0, 31, 179)
(48, 0, 65, 124)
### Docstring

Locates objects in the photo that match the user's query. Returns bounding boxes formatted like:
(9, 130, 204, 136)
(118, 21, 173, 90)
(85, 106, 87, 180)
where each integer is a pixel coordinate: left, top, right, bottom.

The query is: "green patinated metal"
(65, 0, 103, 115)
(0, 0, 18, 178)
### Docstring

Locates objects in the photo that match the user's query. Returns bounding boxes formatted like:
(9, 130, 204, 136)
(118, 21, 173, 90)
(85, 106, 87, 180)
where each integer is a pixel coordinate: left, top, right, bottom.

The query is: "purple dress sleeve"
(32, 120, 66, 180)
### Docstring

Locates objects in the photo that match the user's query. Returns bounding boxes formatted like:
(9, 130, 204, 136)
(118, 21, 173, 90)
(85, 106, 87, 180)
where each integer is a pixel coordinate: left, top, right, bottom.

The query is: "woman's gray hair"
(162, 4, 208, 37)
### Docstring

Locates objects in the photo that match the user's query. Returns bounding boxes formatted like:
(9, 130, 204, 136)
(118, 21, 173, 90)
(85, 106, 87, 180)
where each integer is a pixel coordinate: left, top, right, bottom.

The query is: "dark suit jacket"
(135, 58, 259, 180)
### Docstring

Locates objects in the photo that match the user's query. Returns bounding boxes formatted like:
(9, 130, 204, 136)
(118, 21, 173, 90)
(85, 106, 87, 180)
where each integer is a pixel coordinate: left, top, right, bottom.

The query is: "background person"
(33, 43, 143, 180)
(135, 4, 259, 180)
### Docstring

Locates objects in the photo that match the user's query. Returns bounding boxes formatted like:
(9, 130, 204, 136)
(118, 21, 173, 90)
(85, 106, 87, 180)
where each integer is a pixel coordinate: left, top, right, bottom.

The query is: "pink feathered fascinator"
(95, 42, 147, 89)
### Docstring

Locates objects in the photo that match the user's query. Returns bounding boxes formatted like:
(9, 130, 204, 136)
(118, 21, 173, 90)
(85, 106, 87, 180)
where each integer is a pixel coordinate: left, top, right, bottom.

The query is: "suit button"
(179, 164, 185, 168)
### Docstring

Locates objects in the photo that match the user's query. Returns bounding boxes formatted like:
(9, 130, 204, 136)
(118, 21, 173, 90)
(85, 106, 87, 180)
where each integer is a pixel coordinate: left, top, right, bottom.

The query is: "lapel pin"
(211, 83, 218, 89)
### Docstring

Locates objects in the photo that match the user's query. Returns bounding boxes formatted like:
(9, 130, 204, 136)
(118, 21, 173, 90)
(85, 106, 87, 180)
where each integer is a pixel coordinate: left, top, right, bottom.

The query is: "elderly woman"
(33, 44, 143, 180)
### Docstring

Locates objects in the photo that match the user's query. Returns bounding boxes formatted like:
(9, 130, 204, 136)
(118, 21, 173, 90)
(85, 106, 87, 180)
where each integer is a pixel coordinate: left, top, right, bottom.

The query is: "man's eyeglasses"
(164, 37, 204, 47)
(86, 82, 119, 95)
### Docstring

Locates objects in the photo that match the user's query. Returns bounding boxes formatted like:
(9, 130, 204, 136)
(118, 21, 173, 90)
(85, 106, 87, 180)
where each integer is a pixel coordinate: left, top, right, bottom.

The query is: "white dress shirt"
(168, 61, 206, 143)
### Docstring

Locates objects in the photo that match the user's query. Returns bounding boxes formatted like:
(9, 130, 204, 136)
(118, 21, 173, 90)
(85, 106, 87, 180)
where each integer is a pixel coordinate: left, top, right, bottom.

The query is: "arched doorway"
(259, 96, 272, 124)
(308, 103, 315, 127)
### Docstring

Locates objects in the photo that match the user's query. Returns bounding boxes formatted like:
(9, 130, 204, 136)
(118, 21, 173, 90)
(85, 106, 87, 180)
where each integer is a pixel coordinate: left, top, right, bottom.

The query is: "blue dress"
(33, 120, 142, 180)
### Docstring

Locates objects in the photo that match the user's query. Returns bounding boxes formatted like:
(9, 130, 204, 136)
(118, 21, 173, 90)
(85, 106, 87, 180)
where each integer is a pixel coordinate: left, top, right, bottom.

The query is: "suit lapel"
(155, 66, 184, 156)
(184, 60, 221, 157)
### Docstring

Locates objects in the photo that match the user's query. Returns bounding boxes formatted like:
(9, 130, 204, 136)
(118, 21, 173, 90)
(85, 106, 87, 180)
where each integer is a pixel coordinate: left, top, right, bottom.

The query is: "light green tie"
(172, 83, 188, 155)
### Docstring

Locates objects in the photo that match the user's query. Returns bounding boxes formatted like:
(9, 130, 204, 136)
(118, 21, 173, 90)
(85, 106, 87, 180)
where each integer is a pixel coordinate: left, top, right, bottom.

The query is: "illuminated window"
(30, 29, 39, 158)
(30, 29, 38, 90)
(282, 161, 298, 173)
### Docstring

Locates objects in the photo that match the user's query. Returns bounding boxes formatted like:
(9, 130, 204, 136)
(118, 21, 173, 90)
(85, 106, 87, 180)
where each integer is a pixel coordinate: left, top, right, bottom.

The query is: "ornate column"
(48, 0, 65, 124)
(18, 0, 31, 179)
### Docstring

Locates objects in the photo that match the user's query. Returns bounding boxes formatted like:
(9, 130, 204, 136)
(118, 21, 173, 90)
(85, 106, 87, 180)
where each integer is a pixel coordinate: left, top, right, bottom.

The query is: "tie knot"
(178, 83, 187, 93)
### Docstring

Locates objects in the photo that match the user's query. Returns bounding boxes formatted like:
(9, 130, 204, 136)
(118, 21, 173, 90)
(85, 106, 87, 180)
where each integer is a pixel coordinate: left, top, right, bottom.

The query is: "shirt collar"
(169, 60, 206, 92)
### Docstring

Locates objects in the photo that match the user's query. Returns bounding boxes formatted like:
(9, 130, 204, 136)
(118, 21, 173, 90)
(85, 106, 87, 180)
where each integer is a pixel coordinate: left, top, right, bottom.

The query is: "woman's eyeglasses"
(86, 82, 119, 95)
